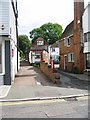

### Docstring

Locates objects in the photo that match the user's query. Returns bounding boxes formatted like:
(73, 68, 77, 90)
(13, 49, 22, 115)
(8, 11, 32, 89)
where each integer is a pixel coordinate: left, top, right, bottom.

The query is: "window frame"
(37, 41, 44, 46)
(86, 53, 90, 69)
(64, 37, 70, 47)
(68, 53, 74, 62)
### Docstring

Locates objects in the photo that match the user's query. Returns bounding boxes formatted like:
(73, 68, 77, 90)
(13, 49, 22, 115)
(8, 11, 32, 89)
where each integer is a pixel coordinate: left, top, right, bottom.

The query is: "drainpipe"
(16, 0, 19, 71)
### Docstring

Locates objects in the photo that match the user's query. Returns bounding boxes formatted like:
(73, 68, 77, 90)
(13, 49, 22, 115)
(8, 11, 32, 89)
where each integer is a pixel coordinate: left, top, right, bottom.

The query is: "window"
(68, 53, 74, 62)
(0, 44, 2, 73)
(67, 38, 70, 46)
(88, 32, 90, 42)
(84, 33, 87, 42)
(52, 48, 55, 52)
(64, 37, 70, 46)
(86, 53, 90, 69)
(37, 41, 44, 45)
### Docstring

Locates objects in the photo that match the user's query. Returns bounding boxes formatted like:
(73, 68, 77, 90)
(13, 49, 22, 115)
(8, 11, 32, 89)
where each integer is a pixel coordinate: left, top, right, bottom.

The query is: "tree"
(19, 35, 31, 58)
(30, 22, 62, 44)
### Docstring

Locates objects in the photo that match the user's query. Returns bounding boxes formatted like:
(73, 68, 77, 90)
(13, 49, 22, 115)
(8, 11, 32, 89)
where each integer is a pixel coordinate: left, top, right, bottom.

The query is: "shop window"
(88, 32, 90, 42)
(86, 53, 90, 69)
(84, 33, 87, 42)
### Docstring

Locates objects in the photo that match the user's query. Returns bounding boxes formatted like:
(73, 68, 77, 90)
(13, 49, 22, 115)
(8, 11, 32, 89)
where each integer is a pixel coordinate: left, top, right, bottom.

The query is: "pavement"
(0, 60, 89, 102)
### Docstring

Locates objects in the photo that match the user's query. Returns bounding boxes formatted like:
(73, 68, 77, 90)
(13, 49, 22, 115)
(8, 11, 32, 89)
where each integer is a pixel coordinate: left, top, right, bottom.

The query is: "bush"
(72, 66, 83, 74)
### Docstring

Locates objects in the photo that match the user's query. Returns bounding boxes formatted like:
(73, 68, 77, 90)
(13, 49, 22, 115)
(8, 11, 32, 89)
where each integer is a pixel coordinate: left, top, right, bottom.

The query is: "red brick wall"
(59, 1, 85, 72)
(60, 36, 75, 71)
(40, 61, 57, 83)
(74, 1, 85, 71)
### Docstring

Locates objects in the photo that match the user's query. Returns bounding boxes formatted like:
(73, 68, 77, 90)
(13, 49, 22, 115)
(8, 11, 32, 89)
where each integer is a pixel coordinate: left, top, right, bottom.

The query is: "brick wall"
(60, 36, 75, 71)
(40, 52, 60, 83)
(74, 1, 85, 71)
(40, 61, 60, 83)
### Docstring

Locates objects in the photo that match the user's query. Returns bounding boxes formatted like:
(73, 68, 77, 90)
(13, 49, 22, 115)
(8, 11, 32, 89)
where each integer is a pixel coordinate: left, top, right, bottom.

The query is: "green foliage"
(30, 22, 62, 44)
(19, 50, 24, 60)
(19, 35, 31, 56)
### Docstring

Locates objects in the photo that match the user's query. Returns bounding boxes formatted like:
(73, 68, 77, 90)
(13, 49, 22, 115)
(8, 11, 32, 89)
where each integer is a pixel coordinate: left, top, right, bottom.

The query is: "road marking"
(77, 96, 88, 101)
(0, 96, 88, 107)
(0, 99, 66, 106)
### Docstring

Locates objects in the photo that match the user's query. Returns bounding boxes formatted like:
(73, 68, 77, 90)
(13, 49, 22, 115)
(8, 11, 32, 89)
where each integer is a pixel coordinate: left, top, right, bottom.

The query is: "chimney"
(74, 0, 84, 30)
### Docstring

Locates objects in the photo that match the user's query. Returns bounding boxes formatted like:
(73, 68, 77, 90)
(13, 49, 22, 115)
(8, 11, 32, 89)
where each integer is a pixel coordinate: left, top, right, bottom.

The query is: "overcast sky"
(18, 0, 90, 39)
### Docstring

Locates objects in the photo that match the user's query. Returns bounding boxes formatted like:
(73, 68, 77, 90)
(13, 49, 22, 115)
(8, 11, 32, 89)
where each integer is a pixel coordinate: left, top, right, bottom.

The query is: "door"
(64, 55, 67, 70)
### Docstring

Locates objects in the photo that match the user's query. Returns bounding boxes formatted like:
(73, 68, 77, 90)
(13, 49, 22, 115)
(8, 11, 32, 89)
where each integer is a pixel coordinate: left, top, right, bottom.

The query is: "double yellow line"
(0, 96, 88, 106)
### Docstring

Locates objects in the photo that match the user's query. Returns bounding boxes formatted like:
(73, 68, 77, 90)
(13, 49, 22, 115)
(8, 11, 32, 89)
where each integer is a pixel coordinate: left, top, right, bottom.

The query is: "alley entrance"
(3, 60, 88, 100)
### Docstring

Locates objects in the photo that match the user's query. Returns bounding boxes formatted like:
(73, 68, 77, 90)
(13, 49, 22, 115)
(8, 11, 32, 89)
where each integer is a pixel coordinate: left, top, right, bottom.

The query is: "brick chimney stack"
(74, 0, 85, 71)
(74, 0, 84, 30)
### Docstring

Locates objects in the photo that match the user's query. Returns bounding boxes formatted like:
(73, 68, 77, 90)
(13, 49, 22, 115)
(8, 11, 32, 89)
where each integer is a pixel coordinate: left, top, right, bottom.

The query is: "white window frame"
(68, 53, 74, 62)
(37, 41, 44, 45)
(64, 37, 70, 47)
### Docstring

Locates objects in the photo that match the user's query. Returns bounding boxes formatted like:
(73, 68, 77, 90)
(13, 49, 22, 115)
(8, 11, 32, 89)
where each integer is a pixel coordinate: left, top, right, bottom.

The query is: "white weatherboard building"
(83, 2, 90, 71)
(48, 41, 60, 68)
(0, 0, 19, 85)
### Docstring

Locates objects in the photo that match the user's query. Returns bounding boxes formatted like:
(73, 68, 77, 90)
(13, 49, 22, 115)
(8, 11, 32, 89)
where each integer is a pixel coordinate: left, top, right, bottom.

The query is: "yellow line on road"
(0, 99, 66, 106)
(77, 96, 88, 101)
(0, 96, 88, 106)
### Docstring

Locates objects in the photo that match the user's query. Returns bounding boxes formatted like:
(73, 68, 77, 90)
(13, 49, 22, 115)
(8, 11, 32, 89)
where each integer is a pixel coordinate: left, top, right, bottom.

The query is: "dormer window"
(37, 41, 44, 45)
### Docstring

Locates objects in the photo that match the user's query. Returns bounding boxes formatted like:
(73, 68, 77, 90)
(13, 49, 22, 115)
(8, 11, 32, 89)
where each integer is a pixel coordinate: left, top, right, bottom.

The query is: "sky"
(18, 0, 90, 39)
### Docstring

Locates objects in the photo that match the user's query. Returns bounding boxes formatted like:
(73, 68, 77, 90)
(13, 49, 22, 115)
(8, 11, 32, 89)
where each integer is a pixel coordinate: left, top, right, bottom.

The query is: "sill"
(67, 45, 70, 47)
(0, 73, 5, 76)
(68, 61, 74, 63)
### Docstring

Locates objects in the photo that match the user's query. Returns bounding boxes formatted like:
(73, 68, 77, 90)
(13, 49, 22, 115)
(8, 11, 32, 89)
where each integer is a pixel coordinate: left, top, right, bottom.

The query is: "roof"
(30, 45, 48, 51)
(36, 37, 44, 41)
(51, 42, 59, 48)
(59, 21, 74, 40)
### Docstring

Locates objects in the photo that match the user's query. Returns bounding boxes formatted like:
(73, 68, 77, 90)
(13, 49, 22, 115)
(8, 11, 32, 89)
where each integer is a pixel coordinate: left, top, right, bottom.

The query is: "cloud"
(18, 0, 89, 37)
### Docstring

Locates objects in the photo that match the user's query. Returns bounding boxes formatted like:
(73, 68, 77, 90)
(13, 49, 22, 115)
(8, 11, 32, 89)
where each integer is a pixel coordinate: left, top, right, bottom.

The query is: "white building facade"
(48, 42, 60, 68)
(82, 2, 90, 70)
(0, 0, 19, 85)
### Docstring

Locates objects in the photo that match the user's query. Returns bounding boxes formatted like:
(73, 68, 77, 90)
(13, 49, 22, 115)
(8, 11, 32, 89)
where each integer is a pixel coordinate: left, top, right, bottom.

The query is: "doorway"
(64, 55, 67, 70)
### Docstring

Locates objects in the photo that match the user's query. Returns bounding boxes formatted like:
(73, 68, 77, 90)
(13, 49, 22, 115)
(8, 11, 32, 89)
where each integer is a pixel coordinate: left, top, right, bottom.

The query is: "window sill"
(68, 61, 74, 63)
(0, 73, 5, 76)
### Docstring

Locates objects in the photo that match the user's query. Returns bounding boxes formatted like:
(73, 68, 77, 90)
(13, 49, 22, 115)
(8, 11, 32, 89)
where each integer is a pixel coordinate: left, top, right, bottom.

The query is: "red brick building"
(29, 37, 48, 64)
(59, 1, 85, 72)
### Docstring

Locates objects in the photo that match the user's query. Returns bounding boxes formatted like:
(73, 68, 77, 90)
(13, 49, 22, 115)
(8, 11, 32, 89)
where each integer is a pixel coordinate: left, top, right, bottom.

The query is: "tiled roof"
(30, 45, 48, 51)
(51, 42, 59, 48)
(59, 20, 74, 40)
(36, 37, 44, 41)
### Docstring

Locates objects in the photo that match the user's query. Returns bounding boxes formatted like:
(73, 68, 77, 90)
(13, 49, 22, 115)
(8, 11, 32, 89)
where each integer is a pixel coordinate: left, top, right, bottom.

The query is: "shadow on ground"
(19, 60, 88, 90)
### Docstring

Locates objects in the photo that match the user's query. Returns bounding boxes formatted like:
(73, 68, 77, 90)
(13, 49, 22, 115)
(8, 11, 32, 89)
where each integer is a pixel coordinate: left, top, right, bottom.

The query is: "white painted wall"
(83, 3, 90, 53)
(0, 0, 10, 35)
(9, 0, 17, 81)
(83, 4, 90, 34)
(51, 48, 59, 56)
